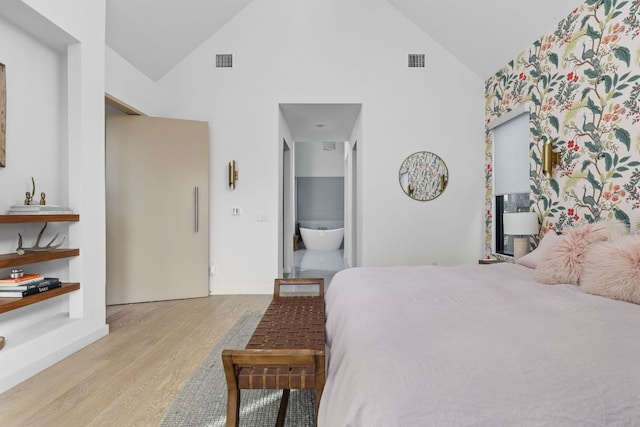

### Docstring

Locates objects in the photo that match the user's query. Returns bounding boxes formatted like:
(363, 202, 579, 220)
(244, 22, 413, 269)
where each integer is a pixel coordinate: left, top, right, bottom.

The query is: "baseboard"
(210, 285, 272, 295)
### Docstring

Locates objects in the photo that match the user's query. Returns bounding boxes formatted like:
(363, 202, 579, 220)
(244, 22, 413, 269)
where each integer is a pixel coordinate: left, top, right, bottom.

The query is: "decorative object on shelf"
(0, 273, 42, 284)
(24, 177, 37, 205)
(8, 205, 73, 215)
(10, 269, 23, 279)
(40, 192, 46, 205)
(0, 63, 5, 168)
(0, 336, 4, 351)
(16, 222, 65, 255)
(399, 151, 449, 201)
(0, 277, 61, 298)
(503, 212, 539, 259)
(228, 160, 238, 189)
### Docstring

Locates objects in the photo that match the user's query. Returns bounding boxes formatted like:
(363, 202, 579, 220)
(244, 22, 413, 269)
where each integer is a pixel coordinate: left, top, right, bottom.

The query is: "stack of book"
(7, 205, 73, 215)
(0, 274, 62, 298)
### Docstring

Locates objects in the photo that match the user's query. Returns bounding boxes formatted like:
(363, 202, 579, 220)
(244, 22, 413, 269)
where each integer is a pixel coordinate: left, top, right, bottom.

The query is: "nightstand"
(478, 258, 504, 265)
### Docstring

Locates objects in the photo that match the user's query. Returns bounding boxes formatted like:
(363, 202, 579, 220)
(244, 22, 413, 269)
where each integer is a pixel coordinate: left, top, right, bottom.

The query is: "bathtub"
(300, 227, 344, 251)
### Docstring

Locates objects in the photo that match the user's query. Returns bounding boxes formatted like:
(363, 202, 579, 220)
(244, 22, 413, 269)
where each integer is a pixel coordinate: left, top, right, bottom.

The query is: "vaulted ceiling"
(106, 0, 585, 82)
(105, 0, 585, 139)
(106, 0, 254, 81)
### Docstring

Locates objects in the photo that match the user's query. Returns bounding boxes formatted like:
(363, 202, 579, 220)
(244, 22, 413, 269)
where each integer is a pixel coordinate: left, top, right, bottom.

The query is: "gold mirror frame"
(399, 151, 449, 201)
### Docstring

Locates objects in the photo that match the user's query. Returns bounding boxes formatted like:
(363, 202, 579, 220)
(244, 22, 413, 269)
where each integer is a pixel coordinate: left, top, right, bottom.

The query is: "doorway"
(282, 138, 293, 275)
(278, 103, 361, 286)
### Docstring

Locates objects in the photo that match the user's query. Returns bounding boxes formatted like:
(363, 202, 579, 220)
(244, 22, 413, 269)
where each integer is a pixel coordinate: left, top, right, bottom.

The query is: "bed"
(317, 258, 640, 426)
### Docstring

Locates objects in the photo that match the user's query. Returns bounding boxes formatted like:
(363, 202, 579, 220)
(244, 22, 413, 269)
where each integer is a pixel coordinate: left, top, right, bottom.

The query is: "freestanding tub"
(300, 227, 344, 251)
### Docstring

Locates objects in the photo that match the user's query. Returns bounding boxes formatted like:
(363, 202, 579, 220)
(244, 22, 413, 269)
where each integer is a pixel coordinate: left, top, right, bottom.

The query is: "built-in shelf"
(0, 249, 80, 269)
(0, 283, 80, 314)
(0, 214, 80, 316)
(0, 214, 79, 224)
(0, 214, 80, 268)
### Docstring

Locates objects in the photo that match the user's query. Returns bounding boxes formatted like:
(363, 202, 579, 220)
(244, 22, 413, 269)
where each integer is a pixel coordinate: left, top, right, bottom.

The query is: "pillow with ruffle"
(516, 231, 560, 269)
(533, 221, 628, 285)
(580, 233, 640, 304)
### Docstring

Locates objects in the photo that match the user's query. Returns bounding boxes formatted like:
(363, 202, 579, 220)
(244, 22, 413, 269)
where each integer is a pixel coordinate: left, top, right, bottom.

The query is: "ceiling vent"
(216, 54, 233, 68)
(323, 141, 336, 151)
(408, 54, 426, 68)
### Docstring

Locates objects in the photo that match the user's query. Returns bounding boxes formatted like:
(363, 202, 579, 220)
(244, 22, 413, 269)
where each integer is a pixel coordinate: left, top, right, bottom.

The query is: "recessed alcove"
(0, 2, 108, 394)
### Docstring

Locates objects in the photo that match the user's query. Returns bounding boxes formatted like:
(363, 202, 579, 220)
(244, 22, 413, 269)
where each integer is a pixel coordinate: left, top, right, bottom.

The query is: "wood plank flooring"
(0, 294, 271, 427)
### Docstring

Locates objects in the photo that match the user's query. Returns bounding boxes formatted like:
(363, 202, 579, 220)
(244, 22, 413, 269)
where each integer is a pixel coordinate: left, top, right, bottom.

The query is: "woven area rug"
(160, 314, 316, 427)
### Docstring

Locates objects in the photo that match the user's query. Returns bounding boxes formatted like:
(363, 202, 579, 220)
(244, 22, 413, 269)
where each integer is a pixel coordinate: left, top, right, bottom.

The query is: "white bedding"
(318, 263, 640, 426)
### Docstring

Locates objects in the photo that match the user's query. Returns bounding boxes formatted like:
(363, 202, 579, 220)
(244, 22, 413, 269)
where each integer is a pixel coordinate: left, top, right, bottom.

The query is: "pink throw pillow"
(534, 221, 628, 285)
(516, 231, 560, 269)
(580, 234, 640, 304)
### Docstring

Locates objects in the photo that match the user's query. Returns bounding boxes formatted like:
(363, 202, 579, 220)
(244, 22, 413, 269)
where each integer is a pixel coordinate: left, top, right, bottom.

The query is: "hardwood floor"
(0, 295, 271, 427)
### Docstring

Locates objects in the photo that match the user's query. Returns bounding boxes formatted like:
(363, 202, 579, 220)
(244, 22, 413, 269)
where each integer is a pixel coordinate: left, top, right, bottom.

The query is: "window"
(495, 193, 530, 256)
(490, 108, 531, 256)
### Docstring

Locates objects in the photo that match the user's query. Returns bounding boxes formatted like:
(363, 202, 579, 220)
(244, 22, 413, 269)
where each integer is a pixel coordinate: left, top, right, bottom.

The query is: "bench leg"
(225, 387, 240, 427)
(314, 352, 326, 423)
(275, 389, 290, 427)
(222, 350, 240, 427)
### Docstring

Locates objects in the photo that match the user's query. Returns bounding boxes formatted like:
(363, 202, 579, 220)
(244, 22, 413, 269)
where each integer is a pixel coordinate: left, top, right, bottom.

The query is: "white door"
(106, 115, 209, 304)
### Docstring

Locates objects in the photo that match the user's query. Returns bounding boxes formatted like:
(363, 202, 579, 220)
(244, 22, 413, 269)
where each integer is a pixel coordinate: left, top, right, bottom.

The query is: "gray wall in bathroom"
(296, 177, 344, 223)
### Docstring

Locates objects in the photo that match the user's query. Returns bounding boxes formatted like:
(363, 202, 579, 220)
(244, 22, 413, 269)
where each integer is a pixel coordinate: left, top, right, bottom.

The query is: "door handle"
(194, 186, 199, 233)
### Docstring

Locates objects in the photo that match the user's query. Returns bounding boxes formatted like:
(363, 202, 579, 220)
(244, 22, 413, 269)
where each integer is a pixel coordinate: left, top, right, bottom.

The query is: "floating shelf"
(0, 214, 79, 224)
(0, 249, 80, 269)
(0, 283, 80, 314)
(0, 214, 81, 323)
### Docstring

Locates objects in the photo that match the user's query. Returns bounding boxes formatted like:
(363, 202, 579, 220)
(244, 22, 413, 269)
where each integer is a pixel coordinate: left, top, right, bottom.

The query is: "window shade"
(493, 112, 530, 195)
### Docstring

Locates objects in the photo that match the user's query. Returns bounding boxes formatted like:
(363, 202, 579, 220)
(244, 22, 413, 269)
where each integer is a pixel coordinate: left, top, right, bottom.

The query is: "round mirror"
(399, 151, 449, 201)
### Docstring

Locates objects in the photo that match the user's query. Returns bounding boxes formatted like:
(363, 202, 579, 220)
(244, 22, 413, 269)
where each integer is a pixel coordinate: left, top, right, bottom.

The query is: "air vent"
(216, 54, 233, 68)
(408, 54, 426, 68)
(323, 142, 336, 151)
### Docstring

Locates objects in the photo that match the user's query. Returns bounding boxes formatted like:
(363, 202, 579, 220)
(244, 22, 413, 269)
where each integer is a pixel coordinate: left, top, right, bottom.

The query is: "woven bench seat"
(222, 278, 326, 427)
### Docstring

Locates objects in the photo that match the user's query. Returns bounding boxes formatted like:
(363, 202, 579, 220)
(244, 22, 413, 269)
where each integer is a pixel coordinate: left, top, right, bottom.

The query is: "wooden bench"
(222, 277, 326, 427)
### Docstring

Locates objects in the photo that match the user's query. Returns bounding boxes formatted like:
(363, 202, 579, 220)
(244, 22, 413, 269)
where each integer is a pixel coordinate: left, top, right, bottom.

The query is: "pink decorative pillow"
(580, 234, 640, 304)
(534, 221, 628, 285)
(516, 231, 560, 269)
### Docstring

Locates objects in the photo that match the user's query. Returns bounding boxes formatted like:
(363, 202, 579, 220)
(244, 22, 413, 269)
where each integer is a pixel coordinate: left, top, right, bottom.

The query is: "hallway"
(285, 249, 349, 289)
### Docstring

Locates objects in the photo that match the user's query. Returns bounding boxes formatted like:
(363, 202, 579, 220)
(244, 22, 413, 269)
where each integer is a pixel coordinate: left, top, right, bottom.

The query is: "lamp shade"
(503, 212, 539, 236)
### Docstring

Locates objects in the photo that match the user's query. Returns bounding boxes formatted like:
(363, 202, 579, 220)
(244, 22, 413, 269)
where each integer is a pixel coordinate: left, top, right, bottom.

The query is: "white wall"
(156, 0, 485, 293)
(105, 46, 162, 116)
(0, 16, 67, 215)
(0, 0, 108, 393)
(295, 141, 345, 177)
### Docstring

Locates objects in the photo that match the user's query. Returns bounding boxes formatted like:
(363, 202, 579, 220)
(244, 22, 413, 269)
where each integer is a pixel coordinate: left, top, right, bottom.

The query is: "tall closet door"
(106, 115, 209, 304)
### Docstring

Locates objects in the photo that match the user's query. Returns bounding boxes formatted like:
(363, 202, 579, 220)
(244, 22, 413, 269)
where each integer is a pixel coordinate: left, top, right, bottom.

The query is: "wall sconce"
(228, 160, 238, 189)
(542, 140, 561, 178)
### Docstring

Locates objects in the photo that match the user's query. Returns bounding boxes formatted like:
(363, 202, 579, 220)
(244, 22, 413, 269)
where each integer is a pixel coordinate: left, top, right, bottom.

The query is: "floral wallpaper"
(485, 0, 640, 255)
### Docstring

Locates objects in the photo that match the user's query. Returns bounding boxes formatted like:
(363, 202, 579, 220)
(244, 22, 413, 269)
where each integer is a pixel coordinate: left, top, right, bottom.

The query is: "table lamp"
(503, 212, 539, 259)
